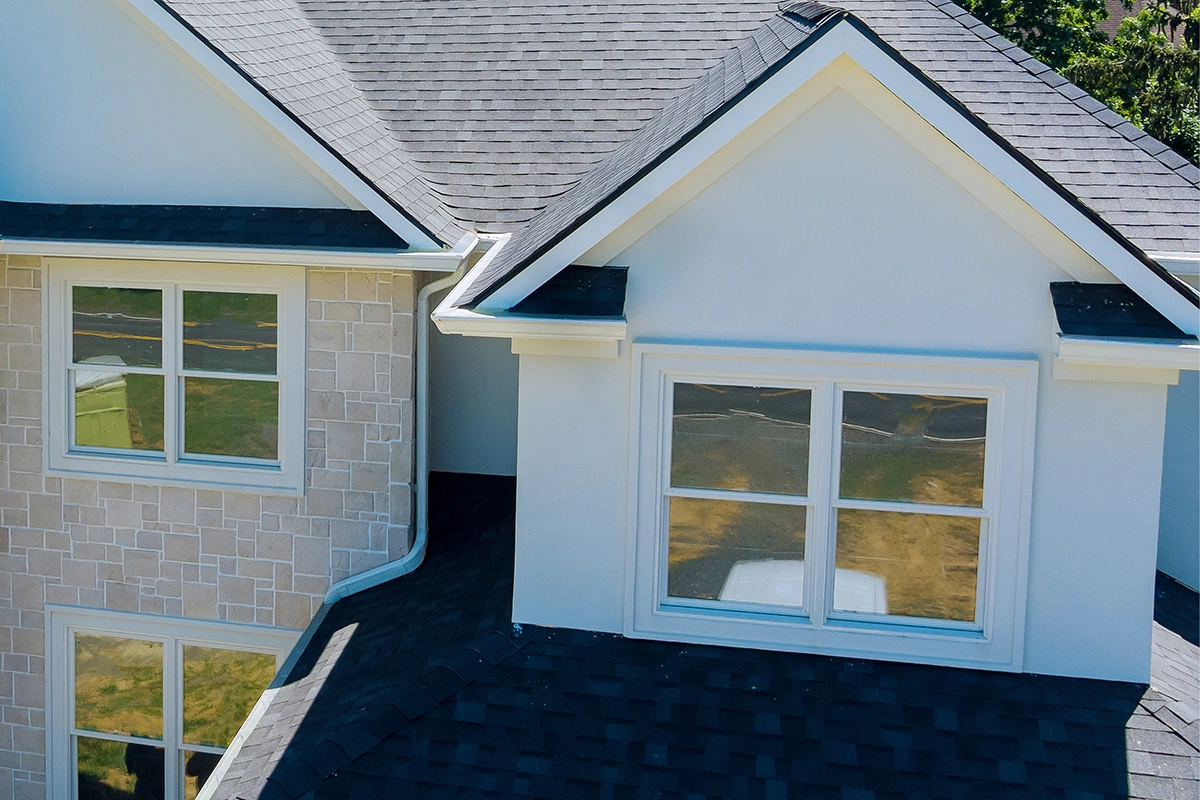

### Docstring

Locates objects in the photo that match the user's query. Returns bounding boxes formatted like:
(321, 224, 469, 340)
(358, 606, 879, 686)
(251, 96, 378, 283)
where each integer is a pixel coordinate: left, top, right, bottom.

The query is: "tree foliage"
(961, 0, 1200, 163)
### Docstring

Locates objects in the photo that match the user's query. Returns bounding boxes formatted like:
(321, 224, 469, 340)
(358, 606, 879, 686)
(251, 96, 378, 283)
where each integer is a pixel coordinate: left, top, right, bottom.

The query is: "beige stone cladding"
(0, 256, 417, 798)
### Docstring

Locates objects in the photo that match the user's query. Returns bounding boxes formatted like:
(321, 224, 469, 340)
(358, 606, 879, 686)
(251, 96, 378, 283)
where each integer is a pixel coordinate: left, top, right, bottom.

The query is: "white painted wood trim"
(0, 236, 471, 271)
(1147, 251, 1200, 277)
(1054, 334, 1200, 371)
(109, 0, 443, 249)
(434, 306, 626, 342)
(480, 19, 1198, 336)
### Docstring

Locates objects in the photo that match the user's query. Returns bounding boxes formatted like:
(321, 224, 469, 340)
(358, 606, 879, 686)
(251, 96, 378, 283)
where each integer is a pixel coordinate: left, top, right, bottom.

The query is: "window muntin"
(50, 609, 297, 800)
(632, 345, 1037, 668)
(47, 261, 305, 493)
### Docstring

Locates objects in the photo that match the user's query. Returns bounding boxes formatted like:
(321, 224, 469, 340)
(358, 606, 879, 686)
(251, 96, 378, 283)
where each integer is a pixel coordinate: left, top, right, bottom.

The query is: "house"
(0, 0, 1196, 798)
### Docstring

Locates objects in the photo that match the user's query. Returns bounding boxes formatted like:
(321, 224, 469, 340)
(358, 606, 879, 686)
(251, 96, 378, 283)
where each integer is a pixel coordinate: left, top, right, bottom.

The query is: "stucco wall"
(1159, 371, 1200, 590)
(0, 0, 345, 208)
(0, 255, 417, 797)
(428, 305, 519, 476)
(510, 87, 1170, 683)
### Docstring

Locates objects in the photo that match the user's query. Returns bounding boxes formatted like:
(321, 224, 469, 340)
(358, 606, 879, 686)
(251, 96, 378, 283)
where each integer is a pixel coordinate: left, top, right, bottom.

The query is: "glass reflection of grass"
(840, 432, 985, 507)
(184, 378, 279, 460)
(183, 647, 276, 749)
(667, 497, 806, 601)
(835, 509, 980, 621)
(75, 636, 163, 739)
(77, 737, 139, 800)
(672, 414, 810, 496)
(183, 291, 276, 325)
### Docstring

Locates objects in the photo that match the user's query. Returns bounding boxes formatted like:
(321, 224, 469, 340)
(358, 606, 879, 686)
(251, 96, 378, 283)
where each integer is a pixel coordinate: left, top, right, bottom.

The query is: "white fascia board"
(1147, 251, 1200, 277)
(433, 305, 626, 342)
(111, 0, 443, 250)
(479, 20, 1199, 336)
(0, 236, 473, 271)
(1055, 333, 1200, 370)
(432, 233, 626, 343)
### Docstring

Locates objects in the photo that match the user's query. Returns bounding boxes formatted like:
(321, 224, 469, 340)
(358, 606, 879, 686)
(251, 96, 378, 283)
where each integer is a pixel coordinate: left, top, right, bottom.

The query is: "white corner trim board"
(0, 236, 473, 271)
(477, 20, 1198, 337)
(108, 0, 442, 249)
(1054, 334, 1200, 371)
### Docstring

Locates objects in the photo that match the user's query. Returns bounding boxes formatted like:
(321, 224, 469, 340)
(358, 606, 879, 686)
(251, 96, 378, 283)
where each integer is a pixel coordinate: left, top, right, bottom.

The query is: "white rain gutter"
(323, 233, 511, 604)
(0, 237, 467, 272)
(1054, 333, 1200, 371)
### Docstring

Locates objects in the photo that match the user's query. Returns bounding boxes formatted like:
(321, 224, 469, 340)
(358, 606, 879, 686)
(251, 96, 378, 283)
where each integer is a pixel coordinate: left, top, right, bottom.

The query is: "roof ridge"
(924, 0, 1200, 187)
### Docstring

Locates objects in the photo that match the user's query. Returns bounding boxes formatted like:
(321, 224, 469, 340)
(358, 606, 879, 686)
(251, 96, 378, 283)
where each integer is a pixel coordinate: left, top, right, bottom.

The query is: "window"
(45, 260, 305, 493)
(629, 344, 1038, 669)
(48, 607, 299, 800)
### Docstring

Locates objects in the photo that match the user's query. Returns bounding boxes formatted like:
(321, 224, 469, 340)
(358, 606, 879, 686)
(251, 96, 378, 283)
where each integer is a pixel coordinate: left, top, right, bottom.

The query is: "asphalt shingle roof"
(0, 202, 409, 250)
(156, 0, 1199, 272)
(456, 0, 1200, 307)
(208, 474, 1200, 800)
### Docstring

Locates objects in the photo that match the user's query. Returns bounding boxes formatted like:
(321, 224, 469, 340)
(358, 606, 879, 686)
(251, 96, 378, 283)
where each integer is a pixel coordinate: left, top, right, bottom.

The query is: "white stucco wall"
(0, 0, 345, 207)
(1159, 371, 1200, 590)
(429, 308, 520, 476)
(510, 85, 1170, 682)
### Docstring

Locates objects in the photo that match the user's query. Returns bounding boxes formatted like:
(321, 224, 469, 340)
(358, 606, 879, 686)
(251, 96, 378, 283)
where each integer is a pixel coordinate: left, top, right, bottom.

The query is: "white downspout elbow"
(323, 235, 477, 604)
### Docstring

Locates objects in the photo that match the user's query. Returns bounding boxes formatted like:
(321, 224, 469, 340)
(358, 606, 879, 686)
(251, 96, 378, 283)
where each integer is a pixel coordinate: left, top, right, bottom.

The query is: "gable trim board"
(451, 14, 1198, 336)
(109, 0, 444, 250)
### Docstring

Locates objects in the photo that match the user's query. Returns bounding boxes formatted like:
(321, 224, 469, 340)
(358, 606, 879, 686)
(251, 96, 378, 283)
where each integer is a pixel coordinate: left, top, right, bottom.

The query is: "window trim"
(44, 259, 307, 494)
(46, 604, 300, 800)
(626, 343, 1038, 671)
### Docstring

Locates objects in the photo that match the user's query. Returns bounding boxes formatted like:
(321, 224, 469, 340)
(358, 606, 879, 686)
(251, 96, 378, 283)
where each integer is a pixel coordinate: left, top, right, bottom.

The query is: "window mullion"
(164, 637, 181, 800)
(806, 379, 837, 626)
(163, 284, 180, 465)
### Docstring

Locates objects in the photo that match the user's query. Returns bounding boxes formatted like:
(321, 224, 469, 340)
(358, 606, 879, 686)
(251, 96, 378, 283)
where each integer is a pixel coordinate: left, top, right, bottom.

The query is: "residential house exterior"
(0, 0, 1196, 798)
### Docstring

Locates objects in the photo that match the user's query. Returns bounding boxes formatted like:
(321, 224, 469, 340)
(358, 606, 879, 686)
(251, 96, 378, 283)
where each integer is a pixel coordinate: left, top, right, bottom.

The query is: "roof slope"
(0, 202, 409, 250)
(456, 0, 1200, 307)
(208, 474, 1199, 800)
(157, 0, 1198, 272)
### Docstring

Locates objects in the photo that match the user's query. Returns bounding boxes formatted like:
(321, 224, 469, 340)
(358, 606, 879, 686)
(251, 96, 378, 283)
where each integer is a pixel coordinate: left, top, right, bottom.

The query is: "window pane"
(184, 750, 224, 799)
(184, 377, 279, 460)
(72, 286, 162, 368)
(671, 383, 811, 496)
(74, 371, 164, 451)
(182, 646, 276, 748)
(77, 736, 163, 800)
(74, 635, 163, 739)
(183, 291, 277, 374)
(840, 392, 987, 507)
(833, 509, 981, 622)
(667, 496, 806, 606)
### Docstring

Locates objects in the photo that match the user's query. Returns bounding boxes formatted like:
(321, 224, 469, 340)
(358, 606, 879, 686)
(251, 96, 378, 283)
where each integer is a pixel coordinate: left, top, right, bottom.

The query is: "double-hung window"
(629, 344, 1037, 670)
(47, 607, 298, 800)
(45, 260, 305, 493)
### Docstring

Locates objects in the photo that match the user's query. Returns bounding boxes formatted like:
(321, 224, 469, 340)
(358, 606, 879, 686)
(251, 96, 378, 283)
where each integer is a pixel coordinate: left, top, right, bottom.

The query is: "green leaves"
(962, 0, 1199, 164)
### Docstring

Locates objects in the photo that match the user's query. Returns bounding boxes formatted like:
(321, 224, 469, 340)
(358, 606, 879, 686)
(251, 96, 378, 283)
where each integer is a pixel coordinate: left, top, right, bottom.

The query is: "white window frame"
(46, 604, 299, 800)
(627, 343, 1038, 671)
(44, 259, 306, 494)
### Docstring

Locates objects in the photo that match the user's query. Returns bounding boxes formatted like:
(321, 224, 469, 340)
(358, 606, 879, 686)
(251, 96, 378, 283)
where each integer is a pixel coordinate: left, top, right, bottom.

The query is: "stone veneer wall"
(0, 255, 418, 798)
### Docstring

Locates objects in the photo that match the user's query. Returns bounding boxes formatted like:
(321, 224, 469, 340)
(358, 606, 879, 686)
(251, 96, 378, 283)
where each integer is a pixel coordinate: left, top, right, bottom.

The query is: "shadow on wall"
(243, 474, 1150, 798)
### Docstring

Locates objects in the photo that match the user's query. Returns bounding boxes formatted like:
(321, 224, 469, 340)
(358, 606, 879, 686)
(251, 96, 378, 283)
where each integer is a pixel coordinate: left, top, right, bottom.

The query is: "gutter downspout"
(323, 235, 478, 604)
